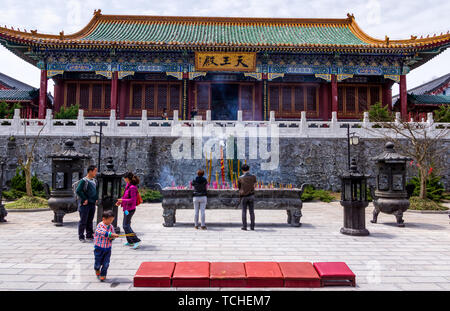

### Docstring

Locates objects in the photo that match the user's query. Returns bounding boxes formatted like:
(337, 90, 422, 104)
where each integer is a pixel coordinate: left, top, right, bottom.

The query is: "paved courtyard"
(0, 202, 449, 291)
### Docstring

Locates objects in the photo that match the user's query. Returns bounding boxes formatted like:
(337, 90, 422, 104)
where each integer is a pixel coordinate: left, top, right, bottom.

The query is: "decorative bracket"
(244, 73, 262, 80)
(95, 71, 112, 79)
(337, 74, 354, 82)
(188, 72, 207, 80)
(47, 70, 64, 78)
(267, 73, 284, 81)
(315, 74, 332, 82)
(384, 75, 400, 83)
(166, 72, 184, 80)
(118, 71, 134, 79)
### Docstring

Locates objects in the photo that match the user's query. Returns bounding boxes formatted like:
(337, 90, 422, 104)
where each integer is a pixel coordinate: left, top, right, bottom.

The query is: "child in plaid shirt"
(94, 210, 119, 281)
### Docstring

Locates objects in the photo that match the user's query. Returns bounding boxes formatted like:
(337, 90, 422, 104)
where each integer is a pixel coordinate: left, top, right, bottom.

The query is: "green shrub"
(366, 102, 394, 122)
(409, 196, 448, 211)
(434, 105, 450, 123)
(2, 189, 26, 201)
(9, 168, 45, 198)
(406, 174, 445, 202)
(54, 104, 79, 119)
(5, 196, 48, 209)
(0, 102, 21, 119)
(139, 188, 163, 203)
(301, 185, 334, 203)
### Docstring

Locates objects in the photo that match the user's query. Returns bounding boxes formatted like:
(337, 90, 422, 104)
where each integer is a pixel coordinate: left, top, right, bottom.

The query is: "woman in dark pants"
(116, 172, 141, 249)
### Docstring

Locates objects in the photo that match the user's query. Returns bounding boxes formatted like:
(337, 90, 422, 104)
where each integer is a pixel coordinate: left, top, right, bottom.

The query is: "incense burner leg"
(286, 210, 292, 225)
(287, 207, 302, 227)
(163, 207, 176, 227)
(53, 210, 65, 226)
(371, 206, 380, 224)
(393, 210, 405, 227)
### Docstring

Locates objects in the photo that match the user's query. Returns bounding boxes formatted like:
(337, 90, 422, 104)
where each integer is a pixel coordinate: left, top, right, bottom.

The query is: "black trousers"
(123, 209, 141, 244)
(241, 195, 255, 229)
(78, 203, 96, 239)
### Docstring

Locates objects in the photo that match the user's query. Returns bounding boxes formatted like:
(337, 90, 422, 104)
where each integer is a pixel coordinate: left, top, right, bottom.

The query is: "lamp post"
(346, 123, 360, 170)
(90, 122, 105, 172)
(0, 159, 7, 222)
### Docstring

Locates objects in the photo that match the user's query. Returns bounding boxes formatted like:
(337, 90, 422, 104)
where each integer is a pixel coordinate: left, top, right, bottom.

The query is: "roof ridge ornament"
(346, 13, 355, 20)
(94, 9, 102, 16)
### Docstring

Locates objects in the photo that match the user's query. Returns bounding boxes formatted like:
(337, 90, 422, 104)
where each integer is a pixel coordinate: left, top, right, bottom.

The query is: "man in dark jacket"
(76, 165, 99, 242)
(192, 169, 208, 230)
(238, 164, 257, 230)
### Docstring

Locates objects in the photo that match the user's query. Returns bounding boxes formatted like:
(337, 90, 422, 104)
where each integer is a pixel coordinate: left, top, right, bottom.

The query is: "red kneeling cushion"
(313, 262, 356, 287)
(133, 262, 176, 287)
(172, 262, 210, 287)
(210, 262, 247, 287)
(245, 262, 284, 287)
(278, 262, 321, 288)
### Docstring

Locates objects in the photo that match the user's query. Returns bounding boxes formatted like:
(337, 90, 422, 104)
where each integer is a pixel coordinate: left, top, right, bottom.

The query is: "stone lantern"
(96, 157, 124, 233)
(48, 140, 91, 226)
(370, 142, 412, 227)
(340, 158, 370, 236)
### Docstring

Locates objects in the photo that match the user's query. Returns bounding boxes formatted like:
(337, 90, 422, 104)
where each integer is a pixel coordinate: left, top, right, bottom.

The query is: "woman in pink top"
(116, 172, 141, 249)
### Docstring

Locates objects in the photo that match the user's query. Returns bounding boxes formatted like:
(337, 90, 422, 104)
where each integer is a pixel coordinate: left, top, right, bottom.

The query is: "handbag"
(136, 191, 143, 206)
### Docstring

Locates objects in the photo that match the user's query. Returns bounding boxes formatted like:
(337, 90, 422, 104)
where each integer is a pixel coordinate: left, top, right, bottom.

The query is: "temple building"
(392, 73, 450, 120)
(0, 10, 449, 120)
(0, 71, 52, 118)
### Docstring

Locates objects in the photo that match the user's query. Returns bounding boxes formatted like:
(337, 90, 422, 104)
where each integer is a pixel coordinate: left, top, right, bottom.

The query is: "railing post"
(44, 109, 53, 134)
(395, 112, 401, 125)
(12, 109, 21, 135)
(300, 111, 307, 134)
(269, 111, 275, 123)
(173, 110, 179, 124)
(108, 109, 117, 136)
(237, 110, 243, 122)
(330, 111, 338, 136)
(362, 111, 370, 138)
(77, 109, 85, 136)
(427, 112, 435, 131)
(140, 110, 148, 135)
(206, 110, 211, 122)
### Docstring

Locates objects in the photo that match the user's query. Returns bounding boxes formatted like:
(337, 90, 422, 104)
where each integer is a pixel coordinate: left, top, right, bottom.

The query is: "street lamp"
(346, 123, 360, 170)
(0, 159, 7, 222)
(90, 122, 106, 172)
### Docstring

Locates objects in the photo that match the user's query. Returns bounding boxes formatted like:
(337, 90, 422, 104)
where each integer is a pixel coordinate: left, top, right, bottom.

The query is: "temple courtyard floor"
(0, 201, 449, 291)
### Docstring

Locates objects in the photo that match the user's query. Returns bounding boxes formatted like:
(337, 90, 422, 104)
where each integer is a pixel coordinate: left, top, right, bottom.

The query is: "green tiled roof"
(81, 20, 368, 46)
(0, 90, 36, 101)
(409, 94, 450, 105)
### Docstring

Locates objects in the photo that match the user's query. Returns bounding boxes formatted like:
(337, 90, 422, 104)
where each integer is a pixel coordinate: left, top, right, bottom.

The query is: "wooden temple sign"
(195, 52, 256, 72)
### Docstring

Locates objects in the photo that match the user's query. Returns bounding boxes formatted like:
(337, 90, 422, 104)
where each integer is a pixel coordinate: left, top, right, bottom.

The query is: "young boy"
(94, 210, 119, 281)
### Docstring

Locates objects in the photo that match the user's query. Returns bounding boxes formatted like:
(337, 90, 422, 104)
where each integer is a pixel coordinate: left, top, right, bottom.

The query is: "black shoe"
(79, 238, 86, 243)
(241, 227, 247, 231)
(250, 227, 255, 231)
(86, 237, 94, 242)
(201, 226, 207, 230)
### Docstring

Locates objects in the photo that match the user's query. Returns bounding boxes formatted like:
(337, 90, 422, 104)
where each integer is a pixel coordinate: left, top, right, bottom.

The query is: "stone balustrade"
(0, 109, 449, 138)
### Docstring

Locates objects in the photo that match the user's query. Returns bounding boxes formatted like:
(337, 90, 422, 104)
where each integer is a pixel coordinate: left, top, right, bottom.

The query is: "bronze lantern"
(96, 157, 124, 233)
(340, 158, 370, 236)
(48, 140, 91, 226)
(370, 142, 413, 227)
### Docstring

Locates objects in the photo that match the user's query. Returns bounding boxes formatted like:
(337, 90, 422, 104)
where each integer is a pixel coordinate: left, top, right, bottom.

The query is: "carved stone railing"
(0, 109, 449, 138)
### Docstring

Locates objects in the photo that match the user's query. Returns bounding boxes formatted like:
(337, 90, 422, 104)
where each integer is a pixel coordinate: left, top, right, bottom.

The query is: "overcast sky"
(0, 0, 449, 96)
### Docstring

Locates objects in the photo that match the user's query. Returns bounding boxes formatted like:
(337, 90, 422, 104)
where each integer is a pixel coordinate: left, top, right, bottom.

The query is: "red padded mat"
(133, 262, 175, 287)
(172, 261, 210, 287)
(244, 262, 284, 287)
(210, 262, 247, 287)
(313, 262, 356, 287)
(278, 262, 321, 288)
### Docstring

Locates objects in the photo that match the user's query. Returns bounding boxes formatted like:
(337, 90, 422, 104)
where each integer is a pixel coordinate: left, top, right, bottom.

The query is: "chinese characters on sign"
(195, 52, 256, 72)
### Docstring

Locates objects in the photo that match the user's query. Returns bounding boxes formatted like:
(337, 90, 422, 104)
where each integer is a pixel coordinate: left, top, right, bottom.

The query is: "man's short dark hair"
(87, 165, 97, 173)
(241, 164, 250, 172)
(102, 210, 114, 219)
(197, 169, 204, 177)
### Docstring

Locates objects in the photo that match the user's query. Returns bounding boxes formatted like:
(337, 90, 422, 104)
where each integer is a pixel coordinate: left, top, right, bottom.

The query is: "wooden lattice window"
(337, 84, 382, 117)
(63, 81, 111, 116)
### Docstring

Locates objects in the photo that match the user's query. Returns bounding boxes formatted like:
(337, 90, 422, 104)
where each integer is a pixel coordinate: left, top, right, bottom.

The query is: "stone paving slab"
(0, 202, 449, 291)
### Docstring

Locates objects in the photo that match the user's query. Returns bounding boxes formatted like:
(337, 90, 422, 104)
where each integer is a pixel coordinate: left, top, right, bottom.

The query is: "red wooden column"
(262, 73, 268, 121)
(331, 74, 338, 115)
(111, 71, 118, 111)
(399, 75, 408, 119)
(182, 72, 189, 120)
(320, 83, 330, 121)
(38, 69, 48, 119)
(118, 80, 128, 120)
(53, 79, 62, 113)
(382, 81, 393, 111)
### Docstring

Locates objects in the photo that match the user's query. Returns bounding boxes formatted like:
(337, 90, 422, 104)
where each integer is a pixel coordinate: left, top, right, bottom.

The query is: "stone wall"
(0, 135, 449, 192)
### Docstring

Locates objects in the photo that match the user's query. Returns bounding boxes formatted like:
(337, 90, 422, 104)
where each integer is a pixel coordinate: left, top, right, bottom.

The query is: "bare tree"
(364, 112, 449, 200)
(16, 120, 46, 197)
